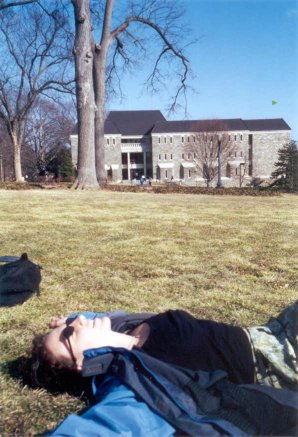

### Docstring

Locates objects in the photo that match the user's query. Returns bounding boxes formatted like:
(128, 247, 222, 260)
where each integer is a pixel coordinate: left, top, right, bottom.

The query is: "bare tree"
(71, 0, 191, 189)
(1, 1, 192, 188)
(185, 121, 236, 187)
(24, 99, 75, 178)
(0, 4, 74, 182)
(238, 158, 247, 188)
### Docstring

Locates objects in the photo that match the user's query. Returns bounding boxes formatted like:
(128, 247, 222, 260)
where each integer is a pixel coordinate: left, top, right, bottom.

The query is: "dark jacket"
(82, 346, 298, 436)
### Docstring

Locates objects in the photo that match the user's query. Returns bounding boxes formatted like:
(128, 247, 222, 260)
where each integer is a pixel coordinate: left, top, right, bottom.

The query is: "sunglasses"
(61, 320, 76, 366)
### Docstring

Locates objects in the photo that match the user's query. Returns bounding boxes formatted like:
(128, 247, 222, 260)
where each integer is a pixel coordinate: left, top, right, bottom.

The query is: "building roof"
(152, 119, 248, 133)
(71, 110, 166, 135)
(243, 119, 291, 131)
(105, 110, 166, 135)
(152, 118, 291, 133)
(71, 113, 291, 135)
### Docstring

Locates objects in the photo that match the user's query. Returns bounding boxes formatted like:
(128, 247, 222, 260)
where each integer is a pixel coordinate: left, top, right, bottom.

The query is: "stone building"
(71, 110, 291, 186)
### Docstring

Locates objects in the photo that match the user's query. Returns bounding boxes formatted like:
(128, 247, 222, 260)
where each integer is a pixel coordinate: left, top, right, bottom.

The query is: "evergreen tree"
(58, 149, 75, 180)
(47, 147, 74, 181)
(271, 141, 297, 190)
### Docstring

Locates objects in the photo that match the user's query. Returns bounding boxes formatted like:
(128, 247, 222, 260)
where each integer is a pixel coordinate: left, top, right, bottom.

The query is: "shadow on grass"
(3, 355, 94, 405)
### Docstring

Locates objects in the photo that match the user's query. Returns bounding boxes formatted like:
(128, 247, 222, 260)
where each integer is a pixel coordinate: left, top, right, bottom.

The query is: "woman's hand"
(49, 316, 67, 328)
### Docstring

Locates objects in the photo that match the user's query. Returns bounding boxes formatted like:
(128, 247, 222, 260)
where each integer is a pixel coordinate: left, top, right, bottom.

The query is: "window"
(164, 154, 167, 160)
(170, 137, 173, 143)
(188, 153, 191, 159)
(235, 151, 237, 157)
(181, 137, 184, 143)
(234, 135, 237, 141)
(240, 135, 243, 141)
(194, 152, 196, 158)
(130, 153, 143, 164)
(187, 137, 190, 142)
(107, 138, 110, 145)
(188, 170, 191, 177)
(113, 138, 115, 145)
(159, 154, 161, 160)
(240, 151, 243, 157)
(229, 135, 231, 141)
(182, 153, 185, 159)
(119, 138, 145, 144)
(193, 136, 196, 142)
(236, 168, 238, 176)
(122, 153, 128, 165)
(170, 154, 173, 160)
(164, 137, 167, 143)
(158, 137, 161, 143)
(229, 152, 231, 157)
(165, 170, 168, 178)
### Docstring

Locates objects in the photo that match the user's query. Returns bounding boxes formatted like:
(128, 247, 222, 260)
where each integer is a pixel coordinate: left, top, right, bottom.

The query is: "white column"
(127, 152, 131, 180)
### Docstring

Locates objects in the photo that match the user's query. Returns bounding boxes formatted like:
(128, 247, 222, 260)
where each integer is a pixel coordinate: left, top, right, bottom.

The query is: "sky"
(107, 0, 298, 140)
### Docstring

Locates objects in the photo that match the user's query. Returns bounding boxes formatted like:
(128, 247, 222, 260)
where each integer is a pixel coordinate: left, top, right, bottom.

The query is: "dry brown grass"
(0, 190, 297, 435)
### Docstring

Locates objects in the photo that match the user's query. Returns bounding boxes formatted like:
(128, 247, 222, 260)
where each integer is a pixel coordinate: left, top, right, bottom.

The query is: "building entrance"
(121, 151, 152, 180)
(130, 169, 140, 180)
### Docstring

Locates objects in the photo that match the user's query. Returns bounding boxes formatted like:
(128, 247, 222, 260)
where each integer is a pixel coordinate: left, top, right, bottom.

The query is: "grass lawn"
(0, 190, 297, 435)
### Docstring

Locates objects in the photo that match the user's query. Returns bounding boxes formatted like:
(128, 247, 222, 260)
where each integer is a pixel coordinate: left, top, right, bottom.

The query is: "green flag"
(272, 100, 278, 105)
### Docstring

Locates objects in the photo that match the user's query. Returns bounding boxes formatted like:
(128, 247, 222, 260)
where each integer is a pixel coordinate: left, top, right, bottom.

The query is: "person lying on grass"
(30, 301, 298, 436)
(32, 300, 297, 390)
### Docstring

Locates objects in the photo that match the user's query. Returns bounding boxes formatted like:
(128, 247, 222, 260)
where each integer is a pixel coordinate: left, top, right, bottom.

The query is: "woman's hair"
(30, 333, 93, 401)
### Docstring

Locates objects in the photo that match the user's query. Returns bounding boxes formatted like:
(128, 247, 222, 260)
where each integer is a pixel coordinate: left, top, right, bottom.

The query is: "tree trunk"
(9, 121, 25, 182)
(12, 133, 24, 182)
(93, 0, 115, 184)
(94, 51, 107, 184)
(71, 0, 98, 189)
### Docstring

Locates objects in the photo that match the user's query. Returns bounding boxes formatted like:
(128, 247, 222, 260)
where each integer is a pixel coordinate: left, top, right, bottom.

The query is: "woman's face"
(44, 315, 112, 371)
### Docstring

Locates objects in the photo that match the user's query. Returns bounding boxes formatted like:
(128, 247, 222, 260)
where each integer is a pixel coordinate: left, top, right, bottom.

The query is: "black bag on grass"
(0, 253, 41, 307)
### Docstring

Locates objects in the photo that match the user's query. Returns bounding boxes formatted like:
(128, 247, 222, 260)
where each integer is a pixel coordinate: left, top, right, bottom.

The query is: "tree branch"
(110, 15, 189, 111)
(99, 0, 115, 47)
